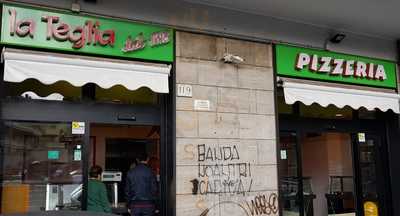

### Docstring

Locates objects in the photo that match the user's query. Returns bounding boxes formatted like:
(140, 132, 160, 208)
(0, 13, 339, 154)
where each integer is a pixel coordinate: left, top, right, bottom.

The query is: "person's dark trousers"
(130, 204, 155, 216)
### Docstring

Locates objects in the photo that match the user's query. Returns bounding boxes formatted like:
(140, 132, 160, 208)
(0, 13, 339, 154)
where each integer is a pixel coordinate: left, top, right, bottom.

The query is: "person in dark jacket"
(125, 152, 157, 216)
(87, 165, 112, 213)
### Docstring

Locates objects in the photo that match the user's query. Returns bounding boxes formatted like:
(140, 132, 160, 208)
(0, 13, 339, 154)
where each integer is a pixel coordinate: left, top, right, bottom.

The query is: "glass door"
(89, 123, 161, 215)
(0, 121, 84, 213)
(279, 132, 303, 216)
(301, 132, 355, 216)
(354, 133, 387, 216)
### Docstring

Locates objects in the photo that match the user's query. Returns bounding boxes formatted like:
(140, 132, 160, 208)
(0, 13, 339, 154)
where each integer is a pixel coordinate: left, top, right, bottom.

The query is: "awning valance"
(282, 81, 400, 113)
(2, 49, 171, 93)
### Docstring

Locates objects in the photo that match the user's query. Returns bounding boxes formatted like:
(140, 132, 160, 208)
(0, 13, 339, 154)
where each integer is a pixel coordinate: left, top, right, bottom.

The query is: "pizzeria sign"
(275, 44, 397, 89)
(0, 4, 174, 62)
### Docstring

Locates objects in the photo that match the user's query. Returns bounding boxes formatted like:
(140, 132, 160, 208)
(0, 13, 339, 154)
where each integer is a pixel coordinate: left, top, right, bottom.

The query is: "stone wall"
(175, 32, 278, 216)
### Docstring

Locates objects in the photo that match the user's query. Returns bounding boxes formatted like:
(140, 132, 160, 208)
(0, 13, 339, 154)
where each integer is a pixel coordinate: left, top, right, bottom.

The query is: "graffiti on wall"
(183, 142, 278, 216)
(189, 144, 253, 195)
(245, 193, 278, 216)
(198, 193, 278, 216)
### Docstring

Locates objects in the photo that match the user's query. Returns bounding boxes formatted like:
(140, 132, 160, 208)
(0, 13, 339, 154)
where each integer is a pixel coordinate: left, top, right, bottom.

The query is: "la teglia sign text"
(8, 8, 115, 48)
(1, 4, 174, 62)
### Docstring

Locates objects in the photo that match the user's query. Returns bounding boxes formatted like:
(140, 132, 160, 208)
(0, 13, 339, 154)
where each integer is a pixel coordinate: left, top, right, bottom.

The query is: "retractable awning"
(2, 49, 171, 93)
(282, 81, 400, 113)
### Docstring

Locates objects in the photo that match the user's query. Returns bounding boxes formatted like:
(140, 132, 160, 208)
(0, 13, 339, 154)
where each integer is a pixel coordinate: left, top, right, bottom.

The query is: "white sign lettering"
(177, 84, 193, 97)
(295, 53, 387, 80)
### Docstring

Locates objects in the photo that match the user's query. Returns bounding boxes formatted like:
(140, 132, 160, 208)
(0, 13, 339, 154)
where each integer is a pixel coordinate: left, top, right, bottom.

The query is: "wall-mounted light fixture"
(329, 33, 346, 44)
(71, 0, 80, 12)
(324, 32, 346, 50)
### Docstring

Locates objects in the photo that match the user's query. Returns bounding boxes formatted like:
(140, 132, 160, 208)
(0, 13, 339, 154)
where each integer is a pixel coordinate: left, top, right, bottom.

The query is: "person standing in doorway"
(125, 152, 158, 216)
(87, 165, 112, 213)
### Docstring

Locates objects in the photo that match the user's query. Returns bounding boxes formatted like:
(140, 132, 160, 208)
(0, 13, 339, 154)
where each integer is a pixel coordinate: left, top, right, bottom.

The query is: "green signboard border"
(0, 3, 174, 62)
(275, 44, 397, 89)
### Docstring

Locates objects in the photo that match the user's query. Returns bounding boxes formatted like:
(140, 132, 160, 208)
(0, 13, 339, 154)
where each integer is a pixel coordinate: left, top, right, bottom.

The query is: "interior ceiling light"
(335, 113, 344, 117)
(329, 33, 346, 44)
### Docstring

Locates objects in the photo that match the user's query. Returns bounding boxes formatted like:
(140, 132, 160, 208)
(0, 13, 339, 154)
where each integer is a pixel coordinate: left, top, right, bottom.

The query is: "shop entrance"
(89, 124, 161, 215)
(0, 83, 172, 215)
(278, 104, 391, 216)
(0, 105, 169, 215)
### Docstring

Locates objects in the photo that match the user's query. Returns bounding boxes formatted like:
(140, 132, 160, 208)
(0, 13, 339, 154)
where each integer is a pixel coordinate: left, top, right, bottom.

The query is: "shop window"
(299, 103, 353, 120)
(1, 122, 83, 213)
(358, 108, 376, 120)
(277, 88, 353, 119)
(95, 85, 158, 105)
(4, 79, 81, 102)
(3, 80, 158, 105)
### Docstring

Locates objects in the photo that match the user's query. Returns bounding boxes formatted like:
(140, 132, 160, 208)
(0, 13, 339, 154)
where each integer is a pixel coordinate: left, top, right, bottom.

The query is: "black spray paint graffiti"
(191, 144, 254, 195)
(199, 201, 250, 216)
(198, 163, 252, 178)
(198, 193, 279, 216)
(245, 193, 278, 216)
(191, 179, 199, 195)
(191, 177, 253, 195)
(198, 144, 240, 162)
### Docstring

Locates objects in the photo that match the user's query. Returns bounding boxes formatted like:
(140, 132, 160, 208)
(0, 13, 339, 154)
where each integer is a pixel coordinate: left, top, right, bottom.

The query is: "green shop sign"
(275, 44, 397, 89)
(1, 4, 174, 62)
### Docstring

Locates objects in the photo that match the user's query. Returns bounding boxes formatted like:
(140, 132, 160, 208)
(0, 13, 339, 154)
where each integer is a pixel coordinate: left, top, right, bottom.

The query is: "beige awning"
(282, 81, 400, 113)
(2, 49, 171, 93)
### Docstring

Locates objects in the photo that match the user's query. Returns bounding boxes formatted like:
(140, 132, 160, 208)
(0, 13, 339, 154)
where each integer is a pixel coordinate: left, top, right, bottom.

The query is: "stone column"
(175, 32, 278, 216)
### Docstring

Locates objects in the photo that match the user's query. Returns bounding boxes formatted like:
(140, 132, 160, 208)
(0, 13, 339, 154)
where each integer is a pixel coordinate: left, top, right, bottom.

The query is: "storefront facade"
(0, 3, 175, 215)
(173, 33, 400, 216)
(0, 1, 400, 216)
(275, 44, 400, 216)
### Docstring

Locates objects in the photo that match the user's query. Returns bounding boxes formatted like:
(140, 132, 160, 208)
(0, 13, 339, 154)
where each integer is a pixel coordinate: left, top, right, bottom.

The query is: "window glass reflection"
(1, 122, 83, 213)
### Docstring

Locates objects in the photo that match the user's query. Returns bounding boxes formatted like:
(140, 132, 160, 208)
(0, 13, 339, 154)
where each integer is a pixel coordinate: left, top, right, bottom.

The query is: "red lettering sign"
(11, 9, 115, 49)
(7, 8, 170, 53)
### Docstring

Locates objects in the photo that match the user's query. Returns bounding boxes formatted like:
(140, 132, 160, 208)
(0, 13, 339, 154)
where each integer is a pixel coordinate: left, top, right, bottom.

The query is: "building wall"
(8, 0, 397, 61)
(175, 31, 278, 216)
